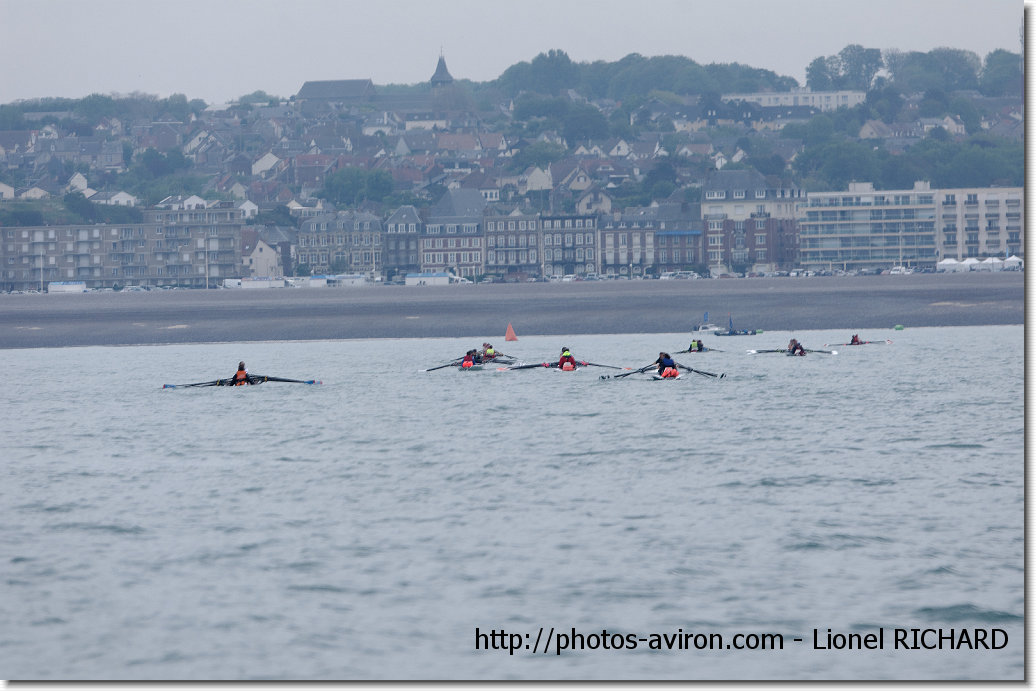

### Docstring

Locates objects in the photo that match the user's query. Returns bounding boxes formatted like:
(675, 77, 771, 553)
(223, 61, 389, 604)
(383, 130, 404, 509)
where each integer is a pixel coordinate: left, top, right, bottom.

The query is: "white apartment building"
(798, 181, 1023, 271)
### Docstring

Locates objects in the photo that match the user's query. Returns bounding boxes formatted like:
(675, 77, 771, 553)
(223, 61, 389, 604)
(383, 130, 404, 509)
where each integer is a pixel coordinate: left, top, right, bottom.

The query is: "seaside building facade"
(798, 181, 1023, 271)
(483, 208, 541, 282)
(298, 210, 384, 278)
(701, 169, 803, 275)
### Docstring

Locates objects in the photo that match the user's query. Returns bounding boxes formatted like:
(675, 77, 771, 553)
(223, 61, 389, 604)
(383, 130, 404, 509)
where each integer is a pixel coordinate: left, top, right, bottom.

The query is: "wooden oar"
(675, 362, 725, 378)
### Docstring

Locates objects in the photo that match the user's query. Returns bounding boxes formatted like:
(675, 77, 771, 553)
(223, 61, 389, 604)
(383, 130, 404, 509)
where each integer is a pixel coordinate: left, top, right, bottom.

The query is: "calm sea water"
(0, 326, 1023, 681)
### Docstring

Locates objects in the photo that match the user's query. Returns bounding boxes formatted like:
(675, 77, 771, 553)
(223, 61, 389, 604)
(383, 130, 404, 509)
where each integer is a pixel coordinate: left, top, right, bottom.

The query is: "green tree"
(319, 168, 395, 206)
(562, 102, 608, 143)
(74, 93, 117, 121)
(794, 140, 879, 190)
(805, 56, 834, 91)
(321, 168, 368, 206)
(865, 86, 904, 123)
(63, 192, 98, 222)
(948, 96, 981, 133)
(254, 205, 298, 228)
(885, 48, 980, 93)
(509, 141, 566, 172)
(918, 88, 949, 117)
(838, 44, 884, 90)
(979, 49, 1023, 96)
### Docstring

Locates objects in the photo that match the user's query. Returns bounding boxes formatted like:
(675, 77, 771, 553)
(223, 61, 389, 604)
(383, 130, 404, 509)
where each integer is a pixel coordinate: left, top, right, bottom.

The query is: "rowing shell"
(823, 339, 893, 347)
(747, 348, 838, 355)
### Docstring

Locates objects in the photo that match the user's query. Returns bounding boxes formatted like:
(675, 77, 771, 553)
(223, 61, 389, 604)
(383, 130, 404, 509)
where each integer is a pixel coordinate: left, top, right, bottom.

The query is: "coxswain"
(558, 347, 577, 370)
(232, 361, 252, 385)
(787, 339, 807, 356)
(654, 352, 679, 378)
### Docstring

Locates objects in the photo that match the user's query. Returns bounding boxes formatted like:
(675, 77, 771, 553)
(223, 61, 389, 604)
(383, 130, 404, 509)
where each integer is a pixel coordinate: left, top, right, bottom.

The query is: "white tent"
(981, 257, 1004, 271)
(960, 257, 981, 271)
(1003, 255, 1023, 270)
(936, 257, 963, 272)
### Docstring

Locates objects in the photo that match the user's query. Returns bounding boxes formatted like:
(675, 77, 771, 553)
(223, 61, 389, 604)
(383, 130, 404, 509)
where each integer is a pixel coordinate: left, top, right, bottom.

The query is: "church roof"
(430, 56, 454, 87)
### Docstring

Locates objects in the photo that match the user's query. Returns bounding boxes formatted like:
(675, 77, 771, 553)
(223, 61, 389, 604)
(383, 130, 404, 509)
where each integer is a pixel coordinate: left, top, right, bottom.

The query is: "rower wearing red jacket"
(558, 347, 577, 370)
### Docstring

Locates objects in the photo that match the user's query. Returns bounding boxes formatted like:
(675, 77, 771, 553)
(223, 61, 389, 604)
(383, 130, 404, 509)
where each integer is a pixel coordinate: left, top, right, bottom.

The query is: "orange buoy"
(505, 323, 518, 341)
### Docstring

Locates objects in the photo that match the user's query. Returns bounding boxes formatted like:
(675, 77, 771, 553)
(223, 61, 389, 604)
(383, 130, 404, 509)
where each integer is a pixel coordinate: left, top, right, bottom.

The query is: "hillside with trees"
(0, 44, 1022, 223)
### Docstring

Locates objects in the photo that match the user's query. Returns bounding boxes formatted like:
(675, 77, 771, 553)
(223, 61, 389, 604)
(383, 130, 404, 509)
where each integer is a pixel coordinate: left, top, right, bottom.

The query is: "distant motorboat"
(691, 312, 717, 332)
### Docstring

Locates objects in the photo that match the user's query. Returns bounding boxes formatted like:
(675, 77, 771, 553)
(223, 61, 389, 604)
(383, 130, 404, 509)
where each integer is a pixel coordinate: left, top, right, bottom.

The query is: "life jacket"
(485, 347, 495, 358)
(462, 354, 474, 368)
(660, 366, 679, 378)
(559, 351, 576, 369)
(233, 369, 249, 385)
(561, 361, 576, 371)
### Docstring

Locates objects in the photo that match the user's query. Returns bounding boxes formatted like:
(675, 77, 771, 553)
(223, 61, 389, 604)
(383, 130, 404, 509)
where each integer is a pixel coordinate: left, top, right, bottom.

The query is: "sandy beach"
(0, 272, 1023, 349)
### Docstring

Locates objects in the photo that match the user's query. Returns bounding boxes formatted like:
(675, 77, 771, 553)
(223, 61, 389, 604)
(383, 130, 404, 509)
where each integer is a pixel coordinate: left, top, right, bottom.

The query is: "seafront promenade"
(0, 272, 1023, 349)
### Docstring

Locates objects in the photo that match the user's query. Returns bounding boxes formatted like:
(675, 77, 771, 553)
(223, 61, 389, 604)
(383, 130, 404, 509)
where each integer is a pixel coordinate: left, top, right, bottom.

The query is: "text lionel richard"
(813, 628, 1008, 650)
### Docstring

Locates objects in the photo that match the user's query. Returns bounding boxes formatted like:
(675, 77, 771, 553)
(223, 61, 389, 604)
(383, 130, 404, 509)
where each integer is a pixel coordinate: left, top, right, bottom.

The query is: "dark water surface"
(0, 325, 1022, 680)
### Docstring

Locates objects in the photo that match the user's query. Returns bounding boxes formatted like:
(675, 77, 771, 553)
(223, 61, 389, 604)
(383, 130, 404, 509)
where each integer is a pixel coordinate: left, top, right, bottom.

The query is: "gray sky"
(0, 0, 1023, 105)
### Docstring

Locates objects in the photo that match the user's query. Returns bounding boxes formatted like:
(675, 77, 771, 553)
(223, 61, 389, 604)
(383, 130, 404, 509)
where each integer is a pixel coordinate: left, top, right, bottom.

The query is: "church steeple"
(430, 52, 454, 88)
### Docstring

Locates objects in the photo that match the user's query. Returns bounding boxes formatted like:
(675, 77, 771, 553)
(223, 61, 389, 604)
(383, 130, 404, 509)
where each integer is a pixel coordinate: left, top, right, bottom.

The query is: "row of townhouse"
(0, 181, 1023, 292)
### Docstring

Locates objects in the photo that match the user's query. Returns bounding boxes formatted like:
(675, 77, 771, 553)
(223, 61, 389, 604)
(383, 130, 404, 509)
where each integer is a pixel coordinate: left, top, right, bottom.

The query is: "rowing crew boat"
(747, 348, 838, 355)
(823, 339, 893, 347)
(163, 375, 321, 388)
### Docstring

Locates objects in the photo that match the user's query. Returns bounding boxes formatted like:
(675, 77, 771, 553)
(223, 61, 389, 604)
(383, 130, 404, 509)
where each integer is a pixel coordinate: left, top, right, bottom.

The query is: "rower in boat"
(481, 342, 497, 360)
(787, 338, 807, 356)
(653, 352, 680, 378)
(232, 361, 252, 385)
(461, 349, 482, 369)
(850, 334, 862, 345)
(558, 347, 578, 371)
(687, 338, 706, 352)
